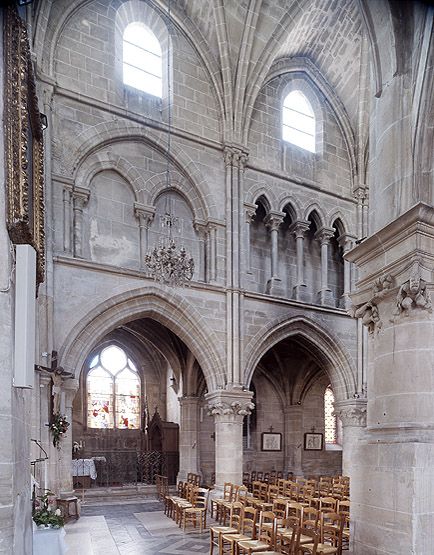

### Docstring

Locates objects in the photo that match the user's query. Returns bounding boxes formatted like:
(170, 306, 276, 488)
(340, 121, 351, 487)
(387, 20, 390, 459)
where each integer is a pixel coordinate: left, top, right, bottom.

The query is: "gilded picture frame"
(4, 6, 45, 285)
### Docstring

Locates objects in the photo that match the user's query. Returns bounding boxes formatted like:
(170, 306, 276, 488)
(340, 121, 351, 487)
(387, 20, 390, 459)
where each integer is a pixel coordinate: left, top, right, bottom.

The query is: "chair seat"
(222, 532, 250, 543)
(210, 525, 238, 534)
(237, 539, 271, 550)
(184, 506, 205, 513)
(303, 543, 338, 554)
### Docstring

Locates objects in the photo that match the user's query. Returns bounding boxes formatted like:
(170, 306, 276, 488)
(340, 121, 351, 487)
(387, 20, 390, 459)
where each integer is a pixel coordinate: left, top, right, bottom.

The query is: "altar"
(71, 458, 97, 489)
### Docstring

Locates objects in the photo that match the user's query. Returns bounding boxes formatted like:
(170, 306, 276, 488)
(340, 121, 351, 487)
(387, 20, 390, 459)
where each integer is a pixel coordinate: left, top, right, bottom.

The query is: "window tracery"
(87, 345, 141, 429)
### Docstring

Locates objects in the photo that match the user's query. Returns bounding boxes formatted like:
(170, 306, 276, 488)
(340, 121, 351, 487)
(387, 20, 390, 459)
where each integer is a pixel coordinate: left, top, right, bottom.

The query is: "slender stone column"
(346, 203, 434, 555)
(290, 220, 310, 302)
(194, 222, 207, 282)
(178, 396, 200, 481)
(244, 203, 257, 275)
(62, 186, 72, 254)
(315, 227, 335, 306)
(72, 187, 90, 258)
(338, 233, 356, 309)
(283, 405, 303, 475)
(223, 145, 249, 387)
(206, 390, 254, 487)
(134, 203, 155, 270)
(57, 378, 79, 496)
(264, 211, 285, 295)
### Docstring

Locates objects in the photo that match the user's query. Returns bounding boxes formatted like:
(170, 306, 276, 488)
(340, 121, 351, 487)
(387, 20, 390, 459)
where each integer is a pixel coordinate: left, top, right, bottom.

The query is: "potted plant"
(32, 490, 64, 529)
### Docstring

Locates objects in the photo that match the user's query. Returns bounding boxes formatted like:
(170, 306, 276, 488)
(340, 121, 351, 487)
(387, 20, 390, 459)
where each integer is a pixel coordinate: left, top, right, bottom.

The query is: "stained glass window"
(87, 345, 141, 429)
(282, 91, 315, 152)
(324, 385, 337, 444)
(123, 23, 162, 97)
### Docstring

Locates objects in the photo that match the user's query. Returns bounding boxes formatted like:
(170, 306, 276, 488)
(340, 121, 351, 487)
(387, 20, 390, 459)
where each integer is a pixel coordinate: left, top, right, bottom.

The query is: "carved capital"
(134, 202, 155, 227)
(72, 187, 90, 210)
(349, 273, 394, 334)
(289, 220, 310, 239)
(264, 211, 285, 232)
(223, 145, 249, 169)
(394, 260, 432, 316)
(338, 233, 357, 253)
(315, 227, 335, 245)
(354, 187, 368, 203)
(205, 390, 254, 422)
(193, 220, 208, 238)
(334, 400, 367, 427)
(244, 203, 257, 224)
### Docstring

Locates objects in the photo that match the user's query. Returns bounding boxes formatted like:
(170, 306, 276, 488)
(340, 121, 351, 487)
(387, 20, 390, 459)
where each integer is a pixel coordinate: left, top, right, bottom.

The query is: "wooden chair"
(319, 497, 337, 514)
(181, 487, 210, 532)
(237, 511, 277, 554)
(220, 485, 248, 525)
(211, 482, 233, 520)
(209, 501, 243, 555)
(276, 515, 300, 554)
(295, 526, 320, 554)
(220, 506, 258, 555)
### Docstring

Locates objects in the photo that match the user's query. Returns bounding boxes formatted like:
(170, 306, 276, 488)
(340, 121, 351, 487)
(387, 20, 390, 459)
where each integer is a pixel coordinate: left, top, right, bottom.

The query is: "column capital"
(334, 399, 367, 427)
(289, 220, 310, 238)
(338, 233, 357, 252)
(72, 186, 90, 208)
(314, 227, 335, 245)
(264, 211, 285, 231)
(179, 395, 200, 407)
(205, 389, 254, 422)
(134, 202, 155, 226)
(223, 145, 249, 169)
(244, 202, 257, 223)
(193, 220, 208, 237)
(353, 186, 368, 203)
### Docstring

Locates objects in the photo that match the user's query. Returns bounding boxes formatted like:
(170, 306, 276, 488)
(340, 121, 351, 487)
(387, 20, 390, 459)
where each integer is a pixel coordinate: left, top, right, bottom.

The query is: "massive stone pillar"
(178, 396, 200, 481)
(346, 203, 434, 555)
(283, 405, 303, 475)
(206, 390, 254, 487)
(57, 379, 79, 496)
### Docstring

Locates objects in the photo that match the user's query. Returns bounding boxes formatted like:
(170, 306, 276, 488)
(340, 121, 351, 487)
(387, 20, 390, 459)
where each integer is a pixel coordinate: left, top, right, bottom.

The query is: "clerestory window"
(87, 345, 141, 429)
(123, 22, 162, 97)
(282, 91, 315, 152)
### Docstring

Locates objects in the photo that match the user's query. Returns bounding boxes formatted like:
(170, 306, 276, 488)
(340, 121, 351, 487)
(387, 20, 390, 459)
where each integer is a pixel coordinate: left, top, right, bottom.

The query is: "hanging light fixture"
(144, 0, 194, 287)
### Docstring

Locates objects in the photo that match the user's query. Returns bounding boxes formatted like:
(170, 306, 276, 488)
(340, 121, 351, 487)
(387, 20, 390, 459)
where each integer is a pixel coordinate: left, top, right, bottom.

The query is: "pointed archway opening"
(71, 316, 208, 487)
(245, 333, 342, 478)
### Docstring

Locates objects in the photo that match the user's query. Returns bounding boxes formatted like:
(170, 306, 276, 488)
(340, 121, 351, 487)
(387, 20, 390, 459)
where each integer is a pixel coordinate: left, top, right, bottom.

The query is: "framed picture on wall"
(261, 432, 282, 452)
(304, 432, 323, 451)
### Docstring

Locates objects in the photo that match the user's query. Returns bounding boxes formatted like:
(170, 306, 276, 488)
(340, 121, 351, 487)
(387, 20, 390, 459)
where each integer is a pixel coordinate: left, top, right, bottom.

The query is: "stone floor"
(64, 498, 210, 554)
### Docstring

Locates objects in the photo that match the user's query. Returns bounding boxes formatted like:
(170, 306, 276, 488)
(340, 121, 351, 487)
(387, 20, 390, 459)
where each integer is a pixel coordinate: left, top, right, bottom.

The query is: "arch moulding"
(59, 286, 225, 392)
(244, 316, 357, 402)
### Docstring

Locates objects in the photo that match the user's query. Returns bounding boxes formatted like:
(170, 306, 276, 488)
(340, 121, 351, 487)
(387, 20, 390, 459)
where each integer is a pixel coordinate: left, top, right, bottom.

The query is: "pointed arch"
(244, 316, 357, 402)
(278, 195, 303, 221)
(59, 286, 225, 391)
(304, 204, 326, 228)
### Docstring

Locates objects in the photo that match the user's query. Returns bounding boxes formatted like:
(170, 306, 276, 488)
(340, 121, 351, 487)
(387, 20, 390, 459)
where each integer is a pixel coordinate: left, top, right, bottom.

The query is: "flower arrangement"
(49, 412, 70, 448)
(33, 490, 64, 528)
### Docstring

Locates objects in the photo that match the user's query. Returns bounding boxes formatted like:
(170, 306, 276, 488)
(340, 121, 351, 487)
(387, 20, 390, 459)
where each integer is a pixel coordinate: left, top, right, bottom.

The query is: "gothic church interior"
(1, 0, 434, 553)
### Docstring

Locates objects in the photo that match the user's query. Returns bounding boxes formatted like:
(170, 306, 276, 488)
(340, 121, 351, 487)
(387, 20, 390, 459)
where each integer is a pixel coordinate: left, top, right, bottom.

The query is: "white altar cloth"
(71, 458, 97, 479)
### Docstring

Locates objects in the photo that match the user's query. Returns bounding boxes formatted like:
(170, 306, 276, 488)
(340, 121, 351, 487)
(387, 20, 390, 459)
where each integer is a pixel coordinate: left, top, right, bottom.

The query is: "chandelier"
(144, 0, 194, 287)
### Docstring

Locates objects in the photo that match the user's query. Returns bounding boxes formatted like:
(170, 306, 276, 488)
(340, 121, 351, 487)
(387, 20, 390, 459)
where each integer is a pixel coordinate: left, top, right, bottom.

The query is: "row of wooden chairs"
(210, 503, 347, 555)
(164, 482, 210, 532)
